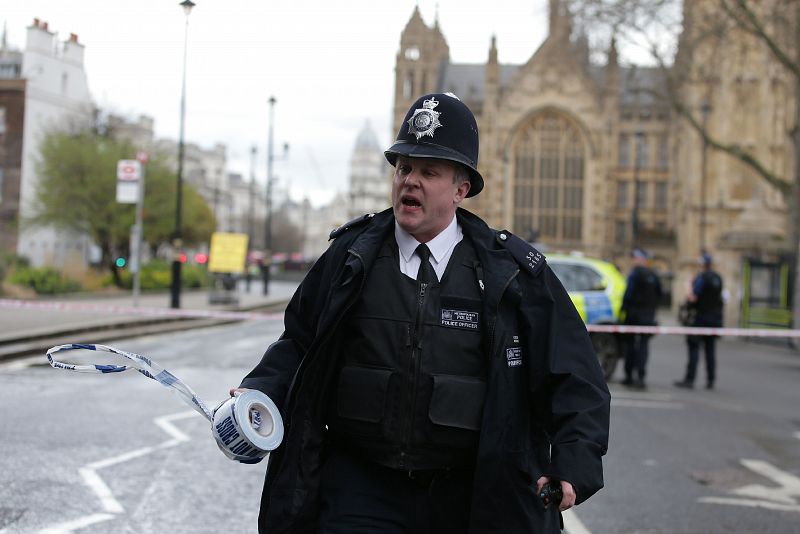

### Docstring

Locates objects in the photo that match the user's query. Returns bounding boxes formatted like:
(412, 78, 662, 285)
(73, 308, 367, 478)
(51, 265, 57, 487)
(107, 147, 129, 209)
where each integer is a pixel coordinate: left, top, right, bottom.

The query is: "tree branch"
(721, 0, 800, 79)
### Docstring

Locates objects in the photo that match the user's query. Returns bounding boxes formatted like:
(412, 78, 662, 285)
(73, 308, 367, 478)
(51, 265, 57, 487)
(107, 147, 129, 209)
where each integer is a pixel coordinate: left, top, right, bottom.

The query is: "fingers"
(229, 387, 249, 397)
(536, 477, 577, 511)
(558, 481, 577, 511)
(535, 475, 549, 495)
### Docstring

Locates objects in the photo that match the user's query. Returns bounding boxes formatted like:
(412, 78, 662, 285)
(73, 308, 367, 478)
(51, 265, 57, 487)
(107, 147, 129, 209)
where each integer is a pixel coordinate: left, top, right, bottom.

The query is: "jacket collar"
(344, 208, 395, 278)
(456, 208, 521, 309)
(346, 207, 520, 301)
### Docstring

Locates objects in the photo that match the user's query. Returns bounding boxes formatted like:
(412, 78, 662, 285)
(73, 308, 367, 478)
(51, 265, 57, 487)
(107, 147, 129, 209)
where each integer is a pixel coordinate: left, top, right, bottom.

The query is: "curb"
(0, 299, 289, 362)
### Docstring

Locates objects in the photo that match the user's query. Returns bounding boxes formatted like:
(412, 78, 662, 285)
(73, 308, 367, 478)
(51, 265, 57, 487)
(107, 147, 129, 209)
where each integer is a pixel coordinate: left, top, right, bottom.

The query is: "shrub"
(103, 260, 211, 290)
(8, 266, 82, 294)
(0, 253, 30, 290)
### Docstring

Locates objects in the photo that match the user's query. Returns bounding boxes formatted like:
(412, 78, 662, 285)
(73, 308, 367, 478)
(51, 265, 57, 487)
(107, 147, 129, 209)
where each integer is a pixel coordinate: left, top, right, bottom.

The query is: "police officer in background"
(675, 251, 724, 390)
(230, 93, 610, 533)
(620, 248, 662, 389)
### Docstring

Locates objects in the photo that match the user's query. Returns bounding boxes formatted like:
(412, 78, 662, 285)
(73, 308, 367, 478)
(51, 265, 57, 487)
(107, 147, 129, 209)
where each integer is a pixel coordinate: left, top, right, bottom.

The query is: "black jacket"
(622, 265, 662, 326)
(240, 208, 611, 533)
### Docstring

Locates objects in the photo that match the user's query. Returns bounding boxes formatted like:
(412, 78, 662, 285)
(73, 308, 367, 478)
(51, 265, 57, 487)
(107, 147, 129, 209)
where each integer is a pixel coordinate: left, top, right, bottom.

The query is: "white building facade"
(348, 121, 390, 218)
(17, 20, 95, 269)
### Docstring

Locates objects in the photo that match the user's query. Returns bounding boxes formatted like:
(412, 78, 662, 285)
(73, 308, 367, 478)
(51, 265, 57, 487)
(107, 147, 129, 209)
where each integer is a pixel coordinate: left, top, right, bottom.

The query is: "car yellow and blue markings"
(547, 254, 626, 325)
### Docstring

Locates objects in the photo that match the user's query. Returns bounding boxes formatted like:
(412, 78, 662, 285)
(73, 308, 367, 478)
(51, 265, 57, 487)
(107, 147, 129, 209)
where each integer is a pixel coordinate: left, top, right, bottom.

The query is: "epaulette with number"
(329, 213, 375, 240)
(496, 230, 546, 276)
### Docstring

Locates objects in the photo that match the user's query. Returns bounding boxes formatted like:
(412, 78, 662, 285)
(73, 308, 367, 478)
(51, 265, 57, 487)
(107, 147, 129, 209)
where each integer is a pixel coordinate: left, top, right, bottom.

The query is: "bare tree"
(570, 0, 800, 333)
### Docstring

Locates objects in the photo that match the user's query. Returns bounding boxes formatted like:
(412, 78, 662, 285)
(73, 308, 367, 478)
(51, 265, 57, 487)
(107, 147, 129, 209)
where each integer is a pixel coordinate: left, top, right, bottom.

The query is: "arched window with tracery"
(512, 111, 585, 245)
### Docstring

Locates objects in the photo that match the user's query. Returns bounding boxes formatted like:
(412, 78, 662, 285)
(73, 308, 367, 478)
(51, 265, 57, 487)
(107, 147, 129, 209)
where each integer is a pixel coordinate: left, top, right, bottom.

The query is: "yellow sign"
(208, 232, 249, 273)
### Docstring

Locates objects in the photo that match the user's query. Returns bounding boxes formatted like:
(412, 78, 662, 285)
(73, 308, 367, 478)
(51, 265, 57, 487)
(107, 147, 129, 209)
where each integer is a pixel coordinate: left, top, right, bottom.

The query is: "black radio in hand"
(539, 482, 563, 508)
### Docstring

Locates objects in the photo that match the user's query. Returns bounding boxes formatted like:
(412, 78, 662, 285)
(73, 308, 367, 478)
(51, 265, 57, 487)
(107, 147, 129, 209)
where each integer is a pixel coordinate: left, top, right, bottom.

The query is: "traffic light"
(179, 253, 188, 263)
(194, 253, 208, 264)
(115, 256, 127, 268)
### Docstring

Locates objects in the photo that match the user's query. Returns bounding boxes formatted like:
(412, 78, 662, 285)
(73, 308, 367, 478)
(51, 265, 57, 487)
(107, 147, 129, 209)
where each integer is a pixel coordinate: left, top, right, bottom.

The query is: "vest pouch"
(336, 366, 392, 424)
(428, 374, 486, 431)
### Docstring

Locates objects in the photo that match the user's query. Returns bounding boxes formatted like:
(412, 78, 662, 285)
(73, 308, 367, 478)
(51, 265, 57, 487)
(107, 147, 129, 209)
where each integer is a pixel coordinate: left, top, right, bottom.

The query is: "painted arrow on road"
(699, 458, 800, 513)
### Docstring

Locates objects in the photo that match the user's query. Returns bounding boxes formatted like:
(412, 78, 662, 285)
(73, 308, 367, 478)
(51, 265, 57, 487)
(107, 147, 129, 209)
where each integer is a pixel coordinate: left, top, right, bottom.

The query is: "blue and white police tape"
(46, 343, 283, 463)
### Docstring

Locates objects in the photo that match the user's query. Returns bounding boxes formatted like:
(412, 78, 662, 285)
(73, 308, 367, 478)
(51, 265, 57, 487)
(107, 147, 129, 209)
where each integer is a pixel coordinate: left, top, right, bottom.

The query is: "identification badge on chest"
(439, 296, 481, 331)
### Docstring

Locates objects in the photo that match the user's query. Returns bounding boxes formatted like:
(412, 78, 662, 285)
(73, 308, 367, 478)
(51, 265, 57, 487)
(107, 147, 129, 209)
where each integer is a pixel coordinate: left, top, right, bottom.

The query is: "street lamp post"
(170, 0, 195, 309)
(248, 144, 257, 247)
(265, 96, 276, 256)
(245, 145, 257, 293)
(262, 97, 288, 295)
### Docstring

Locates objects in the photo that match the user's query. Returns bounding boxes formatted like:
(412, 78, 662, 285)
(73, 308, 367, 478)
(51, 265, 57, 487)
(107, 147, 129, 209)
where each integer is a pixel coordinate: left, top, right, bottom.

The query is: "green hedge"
(0, 253, 30, 290)
(8, 266, 82, 294)
(110, 260, 212, 290)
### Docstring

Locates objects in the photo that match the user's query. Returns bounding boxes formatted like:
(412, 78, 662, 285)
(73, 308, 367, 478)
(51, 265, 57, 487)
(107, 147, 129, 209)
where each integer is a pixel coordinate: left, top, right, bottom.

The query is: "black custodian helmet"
(385, 92, 484, 197)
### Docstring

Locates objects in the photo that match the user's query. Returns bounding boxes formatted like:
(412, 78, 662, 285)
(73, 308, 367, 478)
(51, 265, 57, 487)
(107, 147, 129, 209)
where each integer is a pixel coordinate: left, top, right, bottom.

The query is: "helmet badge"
(407, 97, 442, 140)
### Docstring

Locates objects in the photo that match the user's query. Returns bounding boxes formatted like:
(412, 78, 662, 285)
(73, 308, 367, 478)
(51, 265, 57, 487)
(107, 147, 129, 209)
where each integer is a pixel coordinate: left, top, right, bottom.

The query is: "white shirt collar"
(395, 215, 459, 264)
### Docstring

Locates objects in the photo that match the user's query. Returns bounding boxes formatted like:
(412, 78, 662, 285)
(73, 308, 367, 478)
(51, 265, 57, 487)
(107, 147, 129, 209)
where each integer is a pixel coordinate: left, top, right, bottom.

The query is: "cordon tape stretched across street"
(4, 298, 796, 339)
(45, 342, 284, 463)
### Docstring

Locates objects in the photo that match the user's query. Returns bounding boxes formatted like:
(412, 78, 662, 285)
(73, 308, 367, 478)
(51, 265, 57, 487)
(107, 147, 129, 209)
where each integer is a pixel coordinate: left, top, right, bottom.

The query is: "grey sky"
(2, 0, 553, 206)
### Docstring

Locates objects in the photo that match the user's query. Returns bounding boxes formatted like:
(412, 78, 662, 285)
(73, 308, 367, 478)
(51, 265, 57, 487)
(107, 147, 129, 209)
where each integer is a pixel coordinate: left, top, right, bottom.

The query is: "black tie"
(415, 244, 437, 283)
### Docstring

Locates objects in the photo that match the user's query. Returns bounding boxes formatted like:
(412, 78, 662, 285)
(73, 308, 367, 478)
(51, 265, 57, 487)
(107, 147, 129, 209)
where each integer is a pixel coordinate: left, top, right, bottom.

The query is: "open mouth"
(402, 196, 422, 208)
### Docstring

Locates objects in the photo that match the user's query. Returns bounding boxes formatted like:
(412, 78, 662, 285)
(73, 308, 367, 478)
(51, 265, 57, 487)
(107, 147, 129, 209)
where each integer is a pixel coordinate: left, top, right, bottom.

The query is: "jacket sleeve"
(238, 250, 331, 412)
(531, 266, 611, 504)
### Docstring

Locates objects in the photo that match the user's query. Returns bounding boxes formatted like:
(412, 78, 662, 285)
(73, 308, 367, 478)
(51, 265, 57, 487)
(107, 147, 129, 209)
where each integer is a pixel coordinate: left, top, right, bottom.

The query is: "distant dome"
(354, 121, 380, 151)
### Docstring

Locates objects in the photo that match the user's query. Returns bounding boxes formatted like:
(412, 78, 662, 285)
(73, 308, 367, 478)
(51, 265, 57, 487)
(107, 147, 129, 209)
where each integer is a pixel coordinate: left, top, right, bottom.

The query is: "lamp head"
(180, 0, 195, 16)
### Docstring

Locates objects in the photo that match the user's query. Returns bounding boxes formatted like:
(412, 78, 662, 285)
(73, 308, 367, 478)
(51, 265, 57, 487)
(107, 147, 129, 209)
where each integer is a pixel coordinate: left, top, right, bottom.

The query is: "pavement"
(0, 278, 298, 360)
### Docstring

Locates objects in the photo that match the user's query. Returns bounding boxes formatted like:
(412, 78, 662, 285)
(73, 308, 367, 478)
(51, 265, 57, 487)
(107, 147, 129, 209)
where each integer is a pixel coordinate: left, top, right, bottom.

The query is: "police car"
(548, 253, 626, 380)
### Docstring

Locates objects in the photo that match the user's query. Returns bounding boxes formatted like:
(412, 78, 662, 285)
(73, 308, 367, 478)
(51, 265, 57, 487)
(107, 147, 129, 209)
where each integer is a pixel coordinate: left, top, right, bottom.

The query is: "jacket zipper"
(399, 279, 428, 469)
(488, 269, 519, 359)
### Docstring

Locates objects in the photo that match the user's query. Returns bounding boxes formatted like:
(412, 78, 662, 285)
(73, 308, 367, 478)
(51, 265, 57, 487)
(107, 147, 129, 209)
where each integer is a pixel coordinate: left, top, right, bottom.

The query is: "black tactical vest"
(327, 235, 486, 471)
(695, 270, 723, 315)
(628, 266, 660, 314)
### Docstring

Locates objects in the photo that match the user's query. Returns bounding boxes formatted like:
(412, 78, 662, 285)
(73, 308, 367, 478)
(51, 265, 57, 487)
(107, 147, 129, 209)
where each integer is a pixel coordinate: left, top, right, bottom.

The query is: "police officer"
(620, 248, 662, 389)
(230, 93, 610, 533)
(675, 252, 724, 389)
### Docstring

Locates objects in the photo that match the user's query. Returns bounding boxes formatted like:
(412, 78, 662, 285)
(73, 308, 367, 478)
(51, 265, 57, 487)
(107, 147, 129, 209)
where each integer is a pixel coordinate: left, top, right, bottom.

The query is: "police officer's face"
(392, 157, 470, 243)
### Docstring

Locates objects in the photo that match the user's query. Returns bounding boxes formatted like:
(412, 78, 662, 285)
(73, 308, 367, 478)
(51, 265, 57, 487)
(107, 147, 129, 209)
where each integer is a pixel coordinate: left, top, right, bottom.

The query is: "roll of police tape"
(46, 343, 283, 463)
(212, 390, 283, 463)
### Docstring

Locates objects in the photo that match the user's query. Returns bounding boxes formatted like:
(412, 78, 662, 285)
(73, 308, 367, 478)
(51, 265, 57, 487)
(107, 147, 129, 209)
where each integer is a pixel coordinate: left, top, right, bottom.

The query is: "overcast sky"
(2, 0, 556, 206)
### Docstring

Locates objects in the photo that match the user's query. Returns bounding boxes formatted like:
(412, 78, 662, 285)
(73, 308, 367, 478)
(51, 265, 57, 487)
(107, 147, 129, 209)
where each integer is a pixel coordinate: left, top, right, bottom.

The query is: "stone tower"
(392, 6, 450, 139)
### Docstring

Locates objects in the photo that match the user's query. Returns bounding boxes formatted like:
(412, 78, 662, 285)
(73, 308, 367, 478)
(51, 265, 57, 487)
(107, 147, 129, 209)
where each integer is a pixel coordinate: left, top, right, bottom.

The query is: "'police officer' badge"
(407, 96, 442, 140)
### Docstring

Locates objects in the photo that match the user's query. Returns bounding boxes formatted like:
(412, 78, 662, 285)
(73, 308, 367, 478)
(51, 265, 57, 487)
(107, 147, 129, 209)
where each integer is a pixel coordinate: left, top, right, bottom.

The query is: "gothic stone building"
(392, 2, 795, 328)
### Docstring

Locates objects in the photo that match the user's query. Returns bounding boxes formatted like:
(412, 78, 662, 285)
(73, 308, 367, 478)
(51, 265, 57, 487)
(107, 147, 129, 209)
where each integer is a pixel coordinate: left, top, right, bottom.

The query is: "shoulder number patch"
(496, 230, 546, 276)
(329, 213, 375, 240)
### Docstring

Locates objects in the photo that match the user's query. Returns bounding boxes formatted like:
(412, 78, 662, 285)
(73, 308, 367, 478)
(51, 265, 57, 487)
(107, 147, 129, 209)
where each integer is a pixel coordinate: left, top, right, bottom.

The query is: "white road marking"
(700, 458, 800, 513)
(36, 513, 117, 534)
(36, 410, 200, 533)
(698, 497, 800, 512)
(731, 459, 800, 504)
(232, 337, 265, 351)
(563, 509, 592, 534)
(611, 398, 684, 409)
(87, 446, 157, 471)
(153, 411, 195, 443)
(77, 468, 124, 514)
(611, 390, 675, 402)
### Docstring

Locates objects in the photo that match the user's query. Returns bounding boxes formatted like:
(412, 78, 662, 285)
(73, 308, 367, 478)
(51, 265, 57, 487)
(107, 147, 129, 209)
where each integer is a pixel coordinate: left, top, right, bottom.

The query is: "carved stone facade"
(392, 1, 794, 326)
